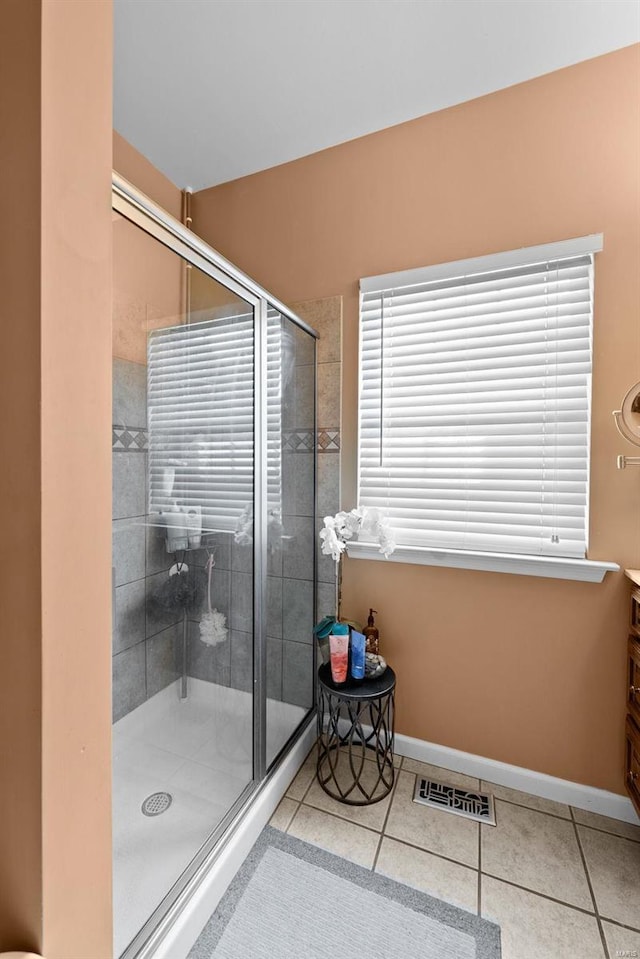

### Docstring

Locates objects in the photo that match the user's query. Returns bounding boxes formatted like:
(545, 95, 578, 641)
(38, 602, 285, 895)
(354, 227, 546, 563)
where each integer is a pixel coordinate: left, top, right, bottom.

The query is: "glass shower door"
(112, 211, 257, 956)
(265, 309, 316, 767)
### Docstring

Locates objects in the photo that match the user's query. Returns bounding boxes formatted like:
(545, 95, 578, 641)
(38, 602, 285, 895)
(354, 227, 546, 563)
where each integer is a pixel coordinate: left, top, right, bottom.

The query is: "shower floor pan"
(112, 678, 305, 957)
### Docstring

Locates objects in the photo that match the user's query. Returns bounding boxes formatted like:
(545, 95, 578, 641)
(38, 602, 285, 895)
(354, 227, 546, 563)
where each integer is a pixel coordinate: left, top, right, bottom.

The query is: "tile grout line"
(567, 816, 640, 846)
(477, 822, 482, 917)
(300, 790, 389, 838)
(372, 756, 402, 872)
(481, 871, 602, 920)
(282, 798, 302, 834)
(295, 749, 320, 801)
(492, 796, 573, 822)
(482, 787, 582, 824)
(570, 807, 610, 959)
(282, 785, 315, 809)
(380, 829, 479, 873)
(296, 772, 479, 872)
(284, 745, 318, 824)
(596, 916, 640, 935)
(486, 790, 639, 841)
(301, 759, 479, 868)
(299, 771, 318, 805)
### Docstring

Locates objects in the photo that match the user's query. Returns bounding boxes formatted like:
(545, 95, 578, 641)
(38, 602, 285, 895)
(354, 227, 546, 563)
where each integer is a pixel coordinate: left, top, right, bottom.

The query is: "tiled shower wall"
(188, 299, 343, 709)
(186, 318, 319, 708)
(112, 296, 342, 722)
(293, 297, 342, 625)
(112, 358, 183, 722)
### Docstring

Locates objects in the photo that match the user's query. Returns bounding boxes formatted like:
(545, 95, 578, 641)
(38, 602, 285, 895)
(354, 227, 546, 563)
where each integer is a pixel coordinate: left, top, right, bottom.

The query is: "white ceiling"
(113, 0, 639, 192)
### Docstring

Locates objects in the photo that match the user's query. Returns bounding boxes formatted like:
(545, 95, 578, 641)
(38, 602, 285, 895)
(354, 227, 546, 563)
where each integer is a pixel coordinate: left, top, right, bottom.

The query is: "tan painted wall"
(40, 2, 113, 954)
(0, 1, 43, 949)
(113, 131, 182, 220)
(193, 45, 640, 794)
(112, 212, 184, 363)
(0, 1, 113, 955)
(111, 136, 247, 365)
(113, 134, 184, 363)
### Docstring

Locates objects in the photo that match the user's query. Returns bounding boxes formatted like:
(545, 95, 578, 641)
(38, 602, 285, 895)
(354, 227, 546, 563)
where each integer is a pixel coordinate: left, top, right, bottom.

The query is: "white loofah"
(199, 608, 228, 647)
(200, 552, 228, 646)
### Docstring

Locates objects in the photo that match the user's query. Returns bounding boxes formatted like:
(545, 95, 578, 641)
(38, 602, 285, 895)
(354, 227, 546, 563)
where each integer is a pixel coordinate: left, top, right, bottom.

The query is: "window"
(355, 235, 617, 581)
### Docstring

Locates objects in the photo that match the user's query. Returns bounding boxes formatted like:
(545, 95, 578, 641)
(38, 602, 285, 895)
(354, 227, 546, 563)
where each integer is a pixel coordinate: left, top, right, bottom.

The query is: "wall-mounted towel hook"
(617, 455, 640, 470)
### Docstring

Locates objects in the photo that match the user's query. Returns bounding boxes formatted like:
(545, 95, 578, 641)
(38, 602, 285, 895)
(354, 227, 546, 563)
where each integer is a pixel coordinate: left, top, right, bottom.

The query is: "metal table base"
(316, 663, 396, 806)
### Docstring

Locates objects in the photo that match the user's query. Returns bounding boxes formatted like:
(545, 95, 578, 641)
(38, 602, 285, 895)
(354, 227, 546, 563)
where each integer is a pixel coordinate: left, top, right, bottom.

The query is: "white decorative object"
(365, 653, 387, 678)
(199, 552, 228, 647)
(199, 608, 227, 647)
(319, 507, 396, 620)
(234, 503, 283, 549)
(186, 506, 203, 548)
(234, 504, 253, 546)
(162, 508, 190, 553)
(319, 507, 396, 563)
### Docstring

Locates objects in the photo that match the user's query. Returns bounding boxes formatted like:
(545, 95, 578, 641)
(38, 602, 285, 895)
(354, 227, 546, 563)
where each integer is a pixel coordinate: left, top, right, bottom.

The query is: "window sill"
(346, 541, 619, 582)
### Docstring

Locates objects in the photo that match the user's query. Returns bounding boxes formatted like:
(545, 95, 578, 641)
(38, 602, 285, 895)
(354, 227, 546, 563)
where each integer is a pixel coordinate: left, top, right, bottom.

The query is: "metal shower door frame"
(112, 172, 318, 959)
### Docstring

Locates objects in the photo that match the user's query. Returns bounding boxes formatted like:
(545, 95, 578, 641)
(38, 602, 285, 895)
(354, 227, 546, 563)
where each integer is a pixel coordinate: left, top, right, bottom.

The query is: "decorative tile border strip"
(115, 427, 338, 454)
(283, 429, 314, 452)
(282, 429, 340, 453)
(113, 425, 148, 452)
(317, 429, 340, 453)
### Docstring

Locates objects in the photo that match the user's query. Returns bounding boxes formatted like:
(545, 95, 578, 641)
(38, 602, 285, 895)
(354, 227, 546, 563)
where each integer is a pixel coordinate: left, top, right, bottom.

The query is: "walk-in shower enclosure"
(112, 175, 317, 957)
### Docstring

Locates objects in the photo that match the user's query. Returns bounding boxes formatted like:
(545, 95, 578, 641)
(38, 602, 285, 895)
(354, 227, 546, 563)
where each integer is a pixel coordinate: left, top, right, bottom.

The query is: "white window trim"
(347, 540, 618, 582)
(360, 233, 604, 293)
(356, 233, 619, 582)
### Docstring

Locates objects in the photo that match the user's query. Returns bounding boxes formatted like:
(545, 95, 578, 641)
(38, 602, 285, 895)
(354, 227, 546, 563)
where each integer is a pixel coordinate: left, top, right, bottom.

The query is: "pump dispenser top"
(363, 608, 379, 655)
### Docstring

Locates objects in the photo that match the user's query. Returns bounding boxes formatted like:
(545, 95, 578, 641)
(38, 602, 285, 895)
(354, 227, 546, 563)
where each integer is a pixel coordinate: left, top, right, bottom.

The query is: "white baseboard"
(395, 733, 640, 826)
(152, 716, 317, 959)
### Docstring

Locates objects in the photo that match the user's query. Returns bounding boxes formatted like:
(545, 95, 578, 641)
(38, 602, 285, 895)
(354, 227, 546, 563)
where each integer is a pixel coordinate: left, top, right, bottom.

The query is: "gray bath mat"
(189, 826, 501, 959)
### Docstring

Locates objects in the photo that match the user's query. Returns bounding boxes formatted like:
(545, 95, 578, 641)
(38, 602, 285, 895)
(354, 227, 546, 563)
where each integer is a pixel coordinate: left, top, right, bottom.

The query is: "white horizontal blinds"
(266, 308, 284, 522)
(148, 311, 283, 533)
(359, 252, 594, 558)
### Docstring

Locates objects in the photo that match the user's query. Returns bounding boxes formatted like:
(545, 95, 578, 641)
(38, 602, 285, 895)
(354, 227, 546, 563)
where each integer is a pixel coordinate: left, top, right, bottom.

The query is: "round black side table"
(316, 663, 396, 806)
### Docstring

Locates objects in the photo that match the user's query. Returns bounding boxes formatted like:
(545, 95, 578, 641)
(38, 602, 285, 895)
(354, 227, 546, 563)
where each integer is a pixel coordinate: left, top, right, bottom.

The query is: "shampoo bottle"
(363, 609, 379, 655)
(329, 623, 350, 685)
(350, 630, 366, 681)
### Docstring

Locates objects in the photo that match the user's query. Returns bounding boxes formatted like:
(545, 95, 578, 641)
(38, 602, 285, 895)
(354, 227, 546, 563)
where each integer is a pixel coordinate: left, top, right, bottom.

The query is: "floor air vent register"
(413, 778, 496, 825)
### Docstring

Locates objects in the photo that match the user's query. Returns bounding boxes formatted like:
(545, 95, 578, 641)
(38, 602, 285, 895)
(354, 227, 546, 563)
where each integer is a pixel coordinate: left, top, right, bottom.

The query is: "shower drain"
(141, 791, 172, 817)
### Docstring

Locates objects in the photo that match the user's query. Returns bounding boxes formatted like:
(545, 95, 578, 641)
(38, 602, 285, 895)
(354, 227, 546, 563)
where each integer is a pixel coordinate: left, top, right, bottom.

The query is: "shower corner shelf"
(165, 531, 221, 555)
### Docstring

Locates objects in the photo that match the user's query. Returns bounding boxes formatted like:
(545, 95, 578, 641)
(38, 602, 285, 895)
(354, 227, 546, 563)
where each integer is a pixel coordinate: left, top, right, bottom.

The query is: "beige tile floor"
(270, 747, 640, 959)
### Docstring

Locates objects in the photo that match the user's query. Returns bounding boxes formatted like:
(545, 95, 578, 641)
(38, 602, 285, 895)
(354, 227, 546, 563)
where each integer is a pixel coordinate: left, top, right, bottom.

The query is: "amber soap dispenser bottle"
(363, 609, 379, 655)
